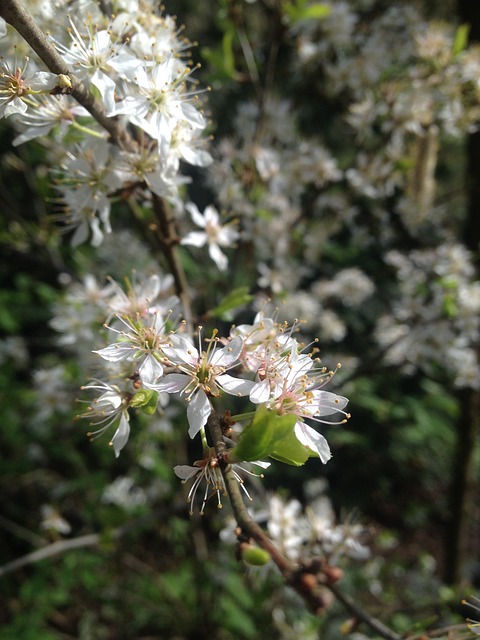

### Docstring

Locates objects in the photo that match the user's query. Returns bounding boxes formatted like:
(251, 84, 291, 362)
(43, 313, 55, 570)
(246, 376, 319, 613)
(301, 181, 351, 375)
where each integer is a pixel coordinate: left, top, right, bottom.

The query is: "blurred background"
(0, 0, 479, 637)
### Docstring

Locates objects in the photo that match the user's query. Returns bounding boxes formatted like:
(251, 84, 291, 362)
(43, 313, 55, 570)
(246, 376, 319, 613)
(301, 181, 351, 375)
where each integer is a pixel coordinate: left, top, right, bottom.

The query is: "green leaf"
(452, 23, 470, 56)
(233, 406, 294, 461)
(298, 3, 331, 20)
(208, 286, 253, 320)
(222, 28, 236, 77)
(270, 427, 314, 466)
(284, 0, 331, 23)
(232, 406, 313, 466)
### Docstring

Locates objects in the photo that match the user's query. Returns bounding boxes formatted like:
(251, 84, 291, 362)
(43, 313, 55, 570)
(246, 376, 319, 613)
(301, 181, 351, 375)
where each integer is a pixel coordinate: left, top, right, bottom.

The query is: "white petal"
(174, 465, 200, 480)
(209, 243, 228, 271)
(185, 202, 206, 228)
(89, 216, 105, 247)
(217, 374, 255, 396)
(180, 145, 213, 167)
(93, 343, 135, 362)
(181, 102, 206, 129)
(294, 422, 331, 464)
(139, 354, 163, 386)
(92, 70, 116, 114)
(111, 413, 130, 458)
(250, 460, 271, 469)
(203, 205, 220, 225)
(249, 378, 271, 404)
(149, 373, 190, 393)
(315, 391, 349, 415)
(163, 334, 198, 366)
(30, 71, 58, 91)
(187, 389, 211, 438)
(96, 390, 123, 411)
(143, 275, 161, 302)
(4, 97, 28, 118)
(211, 336, 243, 367)
(181, 231, 208, 248)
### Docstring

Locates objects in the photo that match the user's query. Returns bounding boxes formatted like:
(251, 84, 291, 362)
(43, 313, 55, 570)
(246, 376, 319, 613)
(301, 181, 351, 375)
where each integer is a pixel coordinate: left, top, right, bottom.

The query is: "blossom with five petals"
(147, 333, 253, 438)
(181, 203, 239, 271)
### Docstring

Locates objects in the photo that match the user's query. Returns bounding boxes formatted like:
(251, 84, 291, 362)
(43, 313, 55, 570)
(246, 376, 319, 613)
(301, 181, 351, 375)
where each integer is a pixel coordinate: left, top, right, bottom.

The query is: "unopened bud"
(57, 74, 72, 88)
(241, 544, 271, 566)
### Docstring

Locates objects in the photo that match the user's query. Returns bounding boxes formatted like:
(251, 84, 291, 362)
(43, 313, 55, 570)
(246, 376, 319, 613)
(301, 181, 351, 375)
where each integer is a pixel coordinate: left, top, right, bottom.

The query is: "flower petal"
(139, 354, 164, 386)
(294, 422, 331, 464)
(174, 465, 200, 480)
(217, 374, 255, 396)
(93, 343, 135, 362)
(110, 413, 130, 458)
(208, 243, 228, 271)
(249, 378, 271, 404)
(180, 231, 208, 248)
(187, 388, 211, 438)
(211, 336, 243, 367)
(314, 391, 349, 416)
(148, 373, 189, 393)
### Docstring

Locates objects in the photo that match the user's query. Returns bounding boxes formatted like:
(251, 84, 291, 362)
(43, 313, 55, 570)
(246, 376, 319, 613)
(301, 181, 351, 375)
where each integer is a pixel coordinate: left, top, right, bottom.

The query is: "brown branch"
(151, 194, 193, 332)
(207, 410, 404, 631)
(328, 583, 402, 640)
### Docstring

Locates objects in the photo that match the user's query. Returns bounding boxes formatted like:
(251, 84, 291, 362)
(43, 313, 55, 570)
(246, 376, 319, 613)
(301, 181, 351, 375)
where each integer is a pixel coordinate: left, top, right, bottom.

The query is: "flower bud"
(241, 544, 271, 566)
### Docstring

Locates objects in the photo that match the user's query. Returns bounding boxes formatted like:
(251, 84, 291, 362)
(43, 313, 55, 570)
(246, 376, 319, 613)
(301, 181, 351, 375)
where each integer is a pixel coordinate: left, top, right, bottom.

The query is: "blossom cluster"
(220, 479, 370, 565)
(78, 284, 349, 461)
(0, 0, 240, 271)
(375, 244, 480, 389)
(266, 490, 370, 565)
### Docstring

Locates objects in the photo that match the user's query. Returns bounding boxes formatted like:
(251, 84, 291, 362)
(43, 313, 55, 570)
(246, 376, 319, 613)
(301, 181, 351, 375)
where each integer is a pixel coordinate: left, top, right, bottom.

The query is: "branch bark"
(207, 409, 402, 638)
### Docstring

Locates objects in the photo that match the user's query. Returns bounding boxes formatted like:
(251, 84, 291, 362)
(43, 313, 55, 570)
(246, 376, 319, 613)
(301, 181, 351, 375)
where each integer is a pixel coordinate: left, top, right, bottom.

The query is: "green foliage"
(202, 28, 238, 81)
(0, 0, 478, 637)
(282, 0, 331, 24)
(208, 286, 253, 321)
(452, 23, 470, 56)
(233, 406, 314, 466)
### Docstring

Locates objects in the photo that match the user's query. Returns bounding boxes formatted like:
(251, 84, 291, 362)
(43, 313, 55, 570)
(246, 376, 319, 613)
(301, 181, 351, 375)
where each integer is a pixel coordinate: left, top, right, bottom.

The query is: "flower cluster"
(220, 479, 370, 565)
(78, 289, 349, 463)
(375, 244, 480, 389)
(0, 0, 241, 271)
(266, 490, 370, 564)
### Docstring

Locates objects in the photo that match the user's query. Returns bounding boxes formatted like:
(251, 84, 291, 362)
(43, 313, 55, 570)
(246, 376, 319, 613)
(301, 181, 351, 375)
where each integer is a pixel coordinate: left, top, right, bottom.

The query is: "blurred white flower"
(40, 505, 71, 535)
(181, 203, 239, 272)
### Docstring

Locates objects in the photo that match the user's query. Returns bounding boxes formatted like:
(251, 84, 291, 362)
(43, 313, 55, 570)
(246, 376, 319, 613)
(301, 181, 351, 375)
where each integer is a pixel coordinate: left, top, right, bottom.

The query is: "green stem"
(229, 411, 255, 422)
(71, 121, 106, 138)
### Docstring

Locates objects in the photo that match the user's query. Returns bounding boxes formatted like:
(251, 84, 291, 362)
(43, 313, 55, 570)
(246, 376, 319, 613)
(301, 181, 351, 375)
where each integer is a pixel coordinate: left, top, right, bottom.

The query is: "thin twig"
(0, 533, 101, 578)
(0, 514, 48, 548)
(0, 515, 156, 579)
(328, 583, 403, 640)
(208, 412, 294, 572)
(151, 194, 193, 332)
